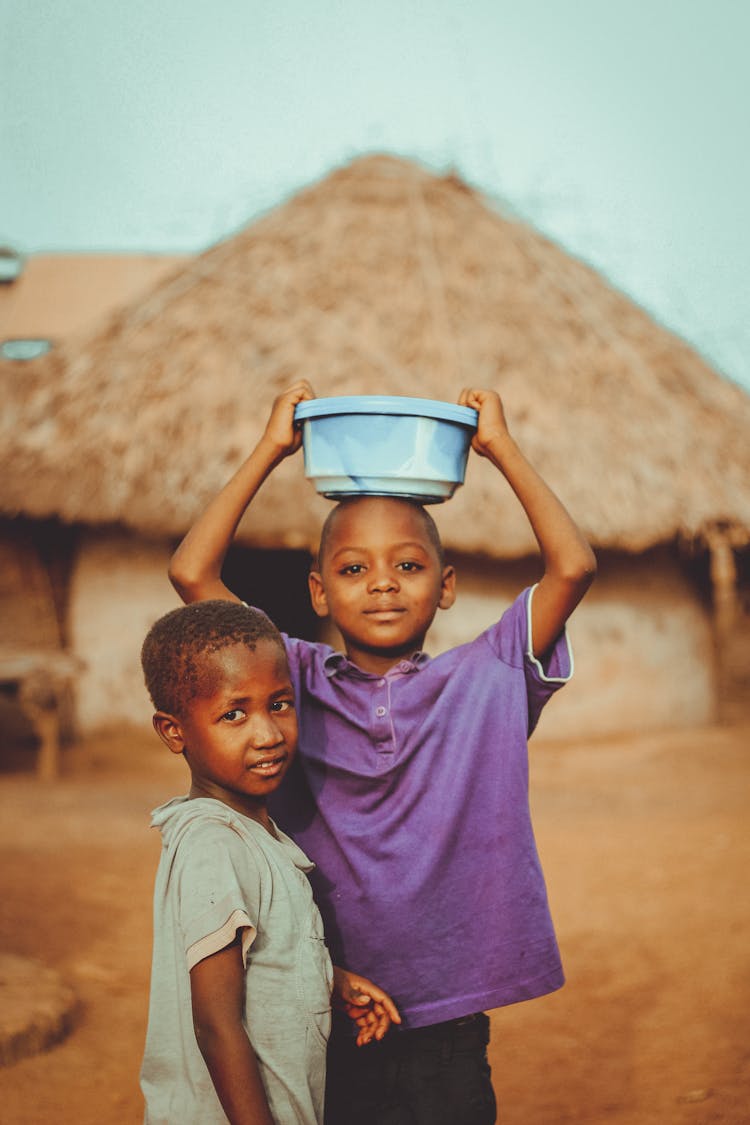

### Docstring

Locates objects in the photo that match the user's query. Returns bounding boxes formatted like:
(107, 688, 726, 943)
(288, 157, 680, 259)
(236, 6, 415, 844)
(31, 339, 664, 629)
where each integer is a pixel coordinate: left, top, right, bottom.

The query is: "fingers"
(350, 997, 398, 1046)
(459, 387, 499, 410)
(269, 380, 315, 421)
(342, 978, 401, 1025)
(344, 985, 372, 1008)
(359, 984, 401, 1025)
(353, 1002, 389, 1046)
(459, 387, 483, 410)
(458, 388, 510, 458)
(276, 379, 315, 404)
(263, 380, 315, 455)
(331, 969, 401, 1046)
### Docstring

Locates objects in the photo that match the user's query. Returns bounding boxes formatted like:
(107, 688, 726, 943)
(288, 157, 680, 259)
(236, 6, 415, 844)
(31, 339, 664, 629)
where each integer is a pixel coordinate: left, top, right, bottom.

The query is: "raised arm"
(458, 388, 596, 658)
(190, 938, 274, 1125)
(169, 380, 314, 604)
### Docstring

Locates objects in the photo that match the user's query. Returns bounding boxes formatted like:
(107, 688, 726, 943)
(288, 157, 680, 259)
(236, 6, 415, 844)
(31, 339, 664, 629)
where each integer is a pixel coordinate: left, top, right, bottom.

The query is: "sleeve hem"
(186, 909, 256, 972)
(526, 584, 574, 684)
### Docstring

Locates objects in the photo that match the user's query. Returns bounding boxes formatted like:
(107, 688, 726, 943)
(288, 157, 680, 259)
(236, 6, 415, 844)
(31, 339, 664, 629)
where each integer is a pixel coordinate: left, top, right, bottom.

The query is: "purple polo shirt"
(269, 586, 573, 1029)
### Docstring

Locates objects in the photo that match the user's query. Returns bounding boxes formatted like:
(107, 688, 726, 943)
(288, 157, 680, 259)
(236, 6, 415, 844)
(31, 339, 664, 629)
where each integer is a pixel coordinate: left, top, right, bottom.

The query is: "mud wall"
(68, 531, 178, 732)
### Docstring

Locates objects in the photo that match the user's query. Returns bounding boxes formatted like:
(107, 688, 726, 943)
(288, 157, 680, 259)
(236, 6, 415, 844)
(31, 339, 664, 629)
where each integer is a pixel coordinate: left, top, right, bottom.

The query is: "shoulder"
(281, 631, 338, 683)
(434, 588, 532, 671)
(240, 608, 335, 671)
(449, 586, 571, 682)
(167, 814, 273, 917)
(169, 802, 266, 870)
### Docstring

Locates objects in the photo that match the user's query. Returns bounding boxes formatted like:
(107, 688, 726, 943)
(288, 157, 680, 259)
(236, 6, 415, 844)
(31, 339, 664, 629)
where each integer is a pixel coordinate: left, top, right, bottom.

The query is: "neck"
(188, 779, 273, 833)
(344, 640, 425, 676)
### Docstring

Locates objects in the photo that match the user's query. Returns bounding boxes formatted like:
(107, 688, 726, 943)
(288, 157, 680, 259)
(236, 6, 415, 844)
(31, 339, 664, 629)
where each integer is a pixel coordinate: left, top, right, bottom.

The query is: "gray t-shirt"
(140, 796, 333, 1124)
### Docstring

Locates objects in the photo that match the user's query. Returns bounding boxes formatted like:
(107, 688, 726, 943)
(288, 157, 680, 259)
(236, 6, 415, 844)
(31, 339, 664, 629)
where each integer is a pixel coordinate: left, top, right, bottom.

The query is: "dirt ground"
(0, 719, 748, 1125)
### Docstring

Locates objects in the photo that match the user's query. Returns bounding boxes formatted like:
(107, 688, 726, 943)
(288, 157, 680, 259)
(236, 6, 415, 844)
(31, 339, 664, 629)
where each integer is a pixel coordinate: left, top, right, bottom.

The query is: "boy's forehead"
(323, 497, 436, 551)
(189, 638, 288, 695)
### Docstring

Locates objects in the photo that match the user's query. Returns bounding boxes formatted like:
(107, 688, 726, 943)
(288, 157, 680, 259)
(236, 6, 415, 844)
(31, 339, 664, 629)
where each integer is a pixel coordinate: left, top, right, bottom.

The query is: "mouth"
(364, 606, 405, 619)
(247, 753, 288, 779)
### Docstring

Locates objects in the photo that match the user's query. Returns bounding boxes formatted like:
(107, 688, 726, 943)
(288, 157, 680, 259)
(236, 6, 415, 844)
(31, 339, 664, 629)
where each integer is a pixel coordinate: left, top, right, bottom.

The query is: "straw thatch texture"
(1, 154, 749, 557)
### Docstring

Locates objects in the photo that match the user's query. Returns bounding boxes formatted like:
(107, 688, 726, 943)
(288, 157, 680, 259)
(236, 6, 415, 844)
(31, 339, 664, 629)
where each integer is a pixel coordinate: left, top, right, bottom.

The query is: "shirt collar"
(323, 650, 430, 679)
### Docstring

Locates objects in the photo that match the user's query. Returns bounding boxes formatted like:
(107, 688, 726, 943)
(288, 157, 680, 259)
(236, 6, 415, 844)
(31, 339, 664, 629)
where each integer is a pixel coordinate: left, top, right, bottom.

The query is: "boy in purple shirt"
(170, 383, 596, 1124)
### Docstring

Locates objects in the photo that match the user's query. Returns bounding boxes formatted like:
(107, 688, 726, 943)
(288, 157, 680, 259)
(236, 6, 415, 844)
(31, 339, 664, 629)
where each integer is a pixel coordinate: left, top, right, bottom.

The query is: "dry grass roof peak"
(1, 153, 749, 557)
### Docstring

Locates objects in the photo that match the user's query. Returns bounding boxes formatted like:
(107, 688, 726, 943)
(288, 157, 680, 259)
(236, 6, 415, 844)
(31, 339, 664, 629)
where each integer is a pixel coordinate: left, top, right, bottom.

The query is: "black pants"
(325, 1012, 497, 1125)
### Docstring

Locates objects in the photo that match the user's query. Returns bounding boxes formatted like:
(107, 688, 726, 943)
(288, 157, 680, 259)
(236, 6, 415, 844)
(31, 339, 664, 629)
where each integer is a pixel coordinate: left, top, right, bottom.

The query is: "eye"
(271, 699, 295, 714)
(339, 563, 365, 576)
(397, 560, 424, 573)
(220, 708, 246, 723)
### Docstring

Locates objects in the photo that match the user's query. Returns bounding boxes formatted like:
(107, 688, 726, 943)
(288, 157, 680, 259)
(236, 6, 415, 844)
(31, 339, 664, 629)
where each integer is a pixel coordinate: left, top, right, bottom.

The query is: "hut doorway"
(221, 546, 320, 641)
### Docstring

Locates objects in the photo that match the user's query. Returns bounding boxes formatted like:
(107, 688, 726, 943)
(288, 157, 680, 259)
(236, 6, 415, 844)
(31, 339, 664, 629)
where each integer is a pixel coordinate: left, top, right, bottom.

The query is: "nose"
(246, 712, 283, 749)
(367, 567, 399, 594)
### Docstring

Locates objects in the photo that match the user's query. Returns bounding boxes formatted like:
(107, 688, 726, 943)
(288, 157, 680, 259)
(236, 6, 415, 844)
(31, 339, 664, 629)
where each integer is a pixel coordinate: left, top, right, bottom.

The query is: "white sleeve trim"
(186, 908, 257, 972)
(526, 583, 574, 684)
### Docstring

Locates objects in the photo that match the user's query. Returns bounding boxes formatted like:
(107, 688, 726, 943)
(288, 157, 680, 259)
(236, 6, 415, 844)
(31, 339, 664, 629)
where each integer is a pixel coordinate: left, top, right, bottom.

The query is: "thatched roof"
(1, 154, 749, 558)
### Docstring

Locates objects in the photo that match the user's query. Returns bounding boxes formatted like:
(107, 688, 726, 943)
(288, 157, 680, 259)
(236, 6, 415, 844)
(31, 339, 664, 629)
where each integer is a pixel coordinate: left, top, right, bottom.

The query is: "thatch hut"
(2, 154, 749, 748)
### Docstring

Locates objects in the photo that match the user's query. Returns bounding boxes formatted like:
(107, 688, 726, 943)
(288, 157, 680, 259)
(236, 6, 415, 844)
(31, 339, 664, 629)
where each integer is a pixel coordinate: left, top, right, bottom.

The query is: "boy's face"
(154, 639, 297, 823)
(309, 497, 455, 674)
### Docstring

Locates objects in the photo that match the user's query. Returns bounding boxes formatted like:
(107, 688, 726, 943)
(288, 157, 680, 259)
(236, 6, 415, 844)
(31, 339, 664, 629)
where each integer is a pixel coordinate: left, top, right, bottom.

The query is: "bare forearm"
(196, 1021, 274, 1125)
(459, 386, 595, 656)
(169, 437, 284, 602)
(485, 431, 595, 657)
(170, 381, 313, 603)
(484, 433, 596, 582)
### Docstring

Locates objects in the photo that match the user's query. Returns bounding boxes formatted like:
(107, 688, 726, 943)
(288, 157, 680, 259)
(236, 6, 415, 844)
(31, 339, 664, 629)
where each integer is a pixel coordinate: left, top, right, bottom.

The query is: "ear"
(308, 569, 329, 619)
(152, 712, 187, 756)
(438, 565, 456, 611)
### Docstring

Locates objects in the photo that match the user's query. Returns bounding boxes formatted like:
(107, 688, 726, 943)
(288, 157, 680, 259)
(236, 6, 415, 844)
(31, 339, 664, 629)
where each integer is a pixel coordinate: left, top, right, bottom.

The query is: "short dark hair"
(315, 497, 445, 569)
(141, 600, 284, 716)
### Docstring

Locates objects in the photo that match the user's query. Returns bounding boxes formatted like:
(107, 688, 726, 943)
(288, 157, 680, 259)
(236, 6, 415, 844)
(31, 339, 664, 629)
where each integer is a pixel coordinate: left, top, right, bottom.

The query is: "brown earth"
(0, 720, 748, 1124)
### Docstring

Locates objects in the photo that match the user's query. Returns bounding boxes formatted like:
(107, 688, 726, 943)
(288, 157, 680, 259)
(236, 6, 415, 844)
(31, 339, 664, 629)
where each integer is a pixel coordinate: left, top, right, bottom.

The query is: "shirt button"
(375, 706, 387, 717)
(398, 661, 410, 672)
(378, 679, 386, 686)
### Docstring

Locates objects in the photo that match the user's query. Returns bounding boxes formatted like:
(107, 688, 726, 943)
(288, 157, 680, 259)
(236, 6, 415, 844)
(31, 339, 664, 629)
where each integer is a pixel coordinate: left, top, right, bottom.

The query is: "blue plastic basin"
(294, 395, 478, 503)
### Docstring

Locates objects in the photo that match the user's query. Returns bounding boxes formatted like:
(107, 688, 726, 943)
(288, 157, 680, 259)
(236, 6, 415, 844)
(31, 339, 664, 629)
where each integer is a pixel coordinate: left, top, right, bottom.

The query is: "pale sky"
(2, 0, 749, 391)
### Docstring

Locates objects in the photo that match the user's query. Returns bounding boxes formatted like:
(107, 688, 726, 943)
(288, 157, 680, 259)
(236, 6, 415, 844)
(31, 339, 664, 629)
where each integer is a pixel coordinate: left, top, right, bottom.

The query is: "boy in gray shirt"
(139, 600, 399, 1124)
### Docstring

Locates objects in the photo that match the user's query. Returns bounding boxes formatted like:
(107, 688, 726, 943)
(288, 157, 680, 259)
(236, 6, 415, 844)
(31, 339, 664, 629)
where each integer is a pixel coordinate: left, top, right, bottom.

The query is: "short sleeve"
(485, 585, 573, 736)
(174, 821, 263, 971)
